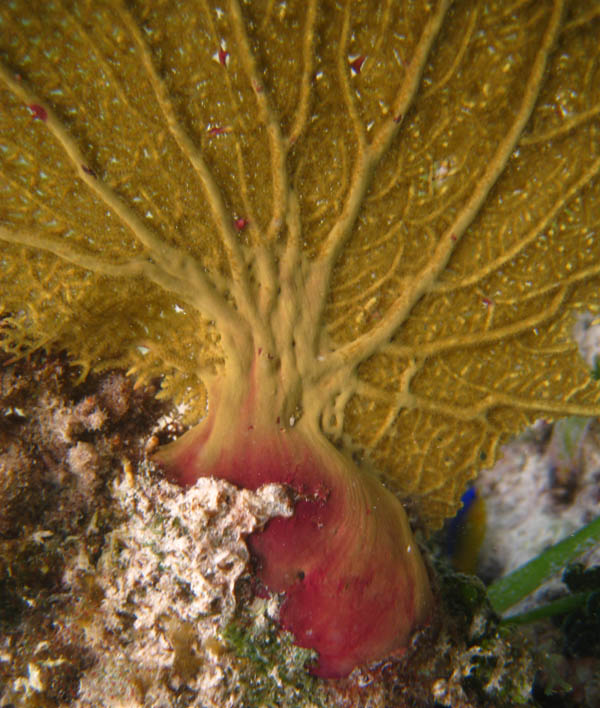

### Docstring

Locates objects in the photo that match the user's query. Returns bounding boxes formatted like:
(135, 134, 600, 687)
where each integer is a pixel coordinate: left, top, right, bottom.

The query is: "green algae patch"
(221, 604, 326, 708)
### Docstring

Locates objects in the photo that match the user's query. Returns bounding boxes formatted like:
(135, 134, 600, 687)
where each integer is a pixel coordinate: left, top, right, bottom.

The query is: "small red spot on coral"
(208, 125, 230, 136)
(393, 113, 402, 124)
(450, 233, 457, 241)
(81, 164, 97, 178)
(482, 297, 493, 306)
(234, 217, 248, 231)
(258, 347, 263, 355)
(248, 425, 254, 431)
(349, 55, 366, 75)
(218, 48, 229, 67)
(252, 80, 264, 94)
(28, 103, 47, 121)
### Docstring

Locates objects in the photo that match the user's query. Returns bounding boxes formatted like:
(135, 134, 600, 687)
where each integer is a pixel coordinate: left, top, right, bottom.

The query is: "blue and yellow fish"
(445, 486, 487, 574)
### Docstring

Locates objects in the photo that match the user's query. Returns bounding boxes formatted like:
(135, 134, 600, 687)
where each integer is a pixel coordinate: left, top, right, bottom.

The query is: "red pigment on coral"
(28, 103, 47, 121)
(349, 55, 366, 75)
(207, 125, 230, 136)
(154, 364, 432, 678)
(218, 47, 229, 67)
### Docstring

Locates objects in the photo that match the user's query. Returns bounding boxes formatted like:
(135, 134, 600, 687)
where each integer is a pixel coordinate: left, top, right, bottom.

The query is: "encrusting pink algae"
(1, 0, 600, 684)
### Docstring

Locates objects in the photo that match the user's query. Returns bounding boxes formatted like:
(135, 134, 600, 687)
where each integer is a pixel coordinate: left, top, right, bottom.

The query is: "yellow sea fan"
(1, 0, 600, 535)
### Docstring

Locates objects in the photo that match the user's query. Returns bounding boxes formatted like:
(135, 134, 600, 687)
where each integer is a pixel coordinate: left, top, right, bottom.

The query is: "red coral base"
(153, 380, 433, 677)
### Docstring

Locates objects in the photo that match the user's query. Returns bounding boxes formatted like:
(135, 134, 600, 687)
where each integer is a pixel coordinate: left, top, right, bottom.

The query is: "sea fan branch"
(337, 3, 367, 155)
(0, 226, 225, 319)
(562, 5, 600, 34)
(366, 115, 450, 205)
(116, 3, 257, 318)
(432, 155, 600, 295)
(0, 61, 187, 275)
(321, 0, 564, 381)
(286, 0, 318, 147)
(421, 5, 479, 100)
(228, 0, 289, 236)
(520, 104, 600, 146)
(278, 187, 302, 290)
(0, 61, 245, 332)
(327, 231, 405, 310)
(357, 382, 600, 425)
(382, 286, 568, 359)
(304, 0, 452, 352)
(228, 0, 288, 321)
(57, 0, 156, 132)
(411, 389, 600, 421)
(367, 0, 453, 164)
(497, 260, 600, 304)
(0, 227, 147, 278)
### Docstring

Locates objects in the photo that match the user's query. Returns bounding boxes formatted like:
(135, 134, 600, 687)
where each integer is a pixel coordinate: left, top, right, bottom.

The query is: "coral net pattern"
(1, 0, 600, 528)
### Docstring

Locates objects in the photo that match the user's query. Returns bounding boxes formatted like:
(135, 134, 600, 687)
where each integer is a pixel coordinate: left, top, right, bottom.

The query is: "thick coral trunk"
(153, 363, 432, 677)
